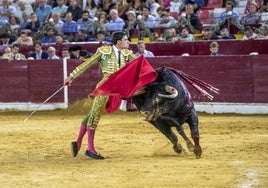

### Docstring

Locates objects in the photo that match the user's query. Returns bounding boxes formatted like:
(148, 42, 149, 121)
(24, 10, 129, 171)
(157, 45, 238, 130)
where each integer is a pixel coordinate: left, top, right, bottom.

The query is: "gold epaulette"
(98, 45, 112, 54)
(122, 48, 133, 56)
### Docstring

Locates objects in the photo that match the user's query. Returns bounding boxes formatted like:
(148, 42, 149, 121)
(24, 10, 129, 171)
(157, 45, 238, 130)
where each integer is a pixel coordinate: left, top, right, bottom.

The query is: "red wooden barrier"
(1, 55, 267, 106)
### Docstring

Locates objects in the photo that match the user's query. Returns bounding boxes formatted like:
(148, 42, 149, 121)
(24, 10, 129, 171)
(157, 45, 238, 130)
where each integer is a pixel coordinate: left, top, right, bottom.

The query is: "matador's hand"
(64, 76, 73, 86)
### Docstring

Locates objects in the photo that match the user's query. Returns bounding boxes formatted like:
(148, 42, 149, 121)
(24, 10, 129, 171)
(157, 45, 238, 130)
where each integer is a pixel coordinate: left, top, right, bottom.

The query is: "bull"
(133, 67, 202, 158)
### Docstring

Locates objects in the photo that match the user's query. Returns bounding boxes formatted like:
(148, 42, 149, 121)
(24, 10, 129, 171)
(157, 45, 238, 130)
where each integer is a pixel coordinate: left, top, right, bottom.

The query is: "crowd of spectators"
(0, 0, 268, 60)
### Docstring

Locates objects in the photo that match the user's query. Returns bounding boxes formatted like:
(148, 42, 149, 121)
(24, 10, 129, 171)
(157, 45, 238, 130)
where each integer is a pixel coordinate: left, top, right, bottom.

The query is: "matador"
(64, 31, 136, 159)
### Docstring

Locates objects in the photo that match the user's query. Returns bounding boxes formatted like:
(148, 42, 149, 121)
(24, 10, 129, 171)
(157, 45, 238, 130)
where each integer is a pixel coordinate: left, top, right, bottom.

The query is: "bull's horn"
(133, 87, 146, 96)
(158, 85, 178, 99)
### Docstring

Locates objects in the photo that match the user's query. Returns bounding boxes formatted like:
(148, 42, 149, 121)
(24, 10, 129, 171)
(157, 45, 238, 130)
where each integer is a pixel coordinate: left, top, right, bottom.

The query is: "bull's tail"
(165, 67, 220, 101)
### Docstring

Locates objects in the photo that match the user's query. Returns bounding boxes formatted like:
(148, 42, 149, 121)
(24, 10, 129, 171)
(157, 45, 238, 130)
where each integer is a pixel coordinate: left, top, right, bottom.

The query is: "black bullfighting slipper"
(71, 141, 78, 157)
(85, 150, 105, 160)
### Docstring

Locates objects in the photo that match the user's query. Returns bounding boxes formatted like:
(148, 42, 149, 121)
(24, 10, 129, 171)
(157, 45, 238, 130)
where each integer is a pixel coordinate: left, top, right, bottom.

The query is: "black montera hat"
(111, 31, 127, 45)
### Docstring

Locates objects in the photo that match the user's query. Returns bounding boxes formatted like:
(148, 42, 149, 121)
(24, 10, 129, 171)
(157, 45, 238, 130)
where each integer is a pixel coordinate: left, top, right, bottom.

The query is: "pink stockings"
(75, 124, 99, 155)
(76, 124, 87, 151)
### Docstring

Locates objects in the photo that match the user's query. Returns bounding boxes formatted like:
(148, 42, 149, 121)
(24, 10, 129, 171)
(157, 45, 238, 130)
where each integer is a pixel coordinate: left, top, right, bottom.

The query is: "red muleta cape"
(90, 55, 157, 113)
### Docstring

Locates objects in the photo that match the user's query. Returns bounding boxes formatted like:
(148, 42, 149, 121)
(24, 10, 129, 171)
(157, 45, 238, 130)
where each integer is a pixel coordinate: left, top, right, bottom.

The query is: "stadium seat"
(203, 0, 223, 9)
(197, 9, 211, 24)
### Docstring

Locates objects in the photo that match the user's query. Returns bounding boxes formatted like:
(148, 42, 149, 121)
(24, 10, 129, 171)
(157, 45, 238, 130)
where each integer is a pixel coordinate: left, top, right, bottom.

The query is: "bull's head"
(134, 83, 178, 121)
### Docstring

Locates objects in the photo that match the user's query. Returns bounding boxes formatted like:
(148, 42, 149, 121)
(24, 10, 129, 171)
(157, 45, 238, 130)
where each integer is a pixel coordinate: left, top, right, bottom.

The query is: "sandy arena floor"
(0, 99, 267, 188)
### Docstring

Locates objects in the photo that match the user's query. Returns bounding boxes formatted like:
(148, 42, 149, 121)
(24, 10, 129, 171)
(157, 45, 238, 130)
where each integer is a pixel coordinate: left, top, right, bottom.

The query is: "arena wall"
(0, 54, 268, 114)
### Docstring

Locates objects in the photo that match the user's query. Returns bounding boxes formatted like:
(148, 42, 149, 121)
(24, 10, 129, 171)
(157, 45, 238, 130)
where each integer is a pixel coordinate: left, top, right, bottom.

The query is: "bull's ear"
(133, 87, 146, 96)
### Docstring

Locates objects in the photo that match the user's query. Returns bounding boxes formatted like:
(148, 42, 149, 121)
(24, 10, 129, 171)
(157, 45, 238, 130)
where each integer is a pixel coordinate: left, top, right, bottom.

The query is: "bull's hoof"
(194, 145, 202, 159)
(173, 144, 183, 153)
(186, 141, 195, 152)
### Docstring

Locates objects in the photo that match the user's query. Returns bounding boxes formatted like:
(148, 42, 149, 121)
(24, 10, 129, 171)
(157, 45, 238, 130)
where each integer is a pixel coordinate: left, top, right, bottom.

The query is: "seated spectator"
(1, 44, 26, 61)
(201, 27, 214, 40)
(116, 0, 129, 19)
(170, 0, 183, 14)
(77, 10, 94, 32)
(12, 30, 33, 46)
(4, 46, 11, 53)
(51, 12, 64, 31)
(0, 12, 8, 27)
(30, 41, 49, 60)
(0, 33, 15, 45)
(15, 0, 34, 23)
(179, 27, 195, 42)
(106, 9, 125, 31)
(95, 30, 112, 43)
(52, 0, 68, 20)
(216, 1, 240, 25)
(185, 3, 202, 29)
(242, 26, 258, 40)
(0, 0, 16, 21)
(62, 12, 78, 34)
(61, 47, 70, 59)
(0, 22, 15, 39)
(244, 0, 264, 14)
(213, 28, 236, 40)
(162, 27, 180, 42)
(75, 29, 93, 42)
(154, 7, 167, 26)
(31, 19, 61, 42)
(209, 41, 223, 56)
(26, 13, 41, 32)
(92, 11, 109, 34)
(162, 0, 172, 9)
(1, 47, 10, 59)
(101, 0, 116, 16)
(140, 5, 156, 29)
(257, 24, 268, 38)
(260, 0, 268, 12)
(41, 27, 57, 43)
(176, 3, 202, 33)
(155, 11, 177, 28)
(35, 0, 52, 24)
(84, 0, 98, 19)
(69, 44, 82, 59)
(240, 1, 262, 25)
(180, 0, 205, 14)
(47, 0, 57, 7)
(135, 40, 155, 57)
(124, 10, 139, 31)
(19, 13, 31, 30)
(47, 46, 60, 59)
(66, 0, 83, 21)
(68, 44, 92, 59)
(55, 33, 69, 44)
(148, 0, 161, 17)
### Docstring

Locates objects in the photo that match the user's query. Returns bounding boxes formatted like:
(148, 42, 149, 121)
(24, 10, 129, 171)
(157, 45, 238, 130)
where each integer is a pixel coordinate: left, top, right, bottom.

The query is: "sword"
(24, 85, 65, 122)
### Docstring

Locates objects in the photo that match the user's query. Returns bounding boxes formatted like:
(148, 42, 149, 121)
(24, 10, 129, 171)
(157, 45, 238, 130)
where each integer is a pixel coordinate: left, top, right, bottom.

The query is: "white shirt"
(112, 45, 121, 62)
(135, 50, 155, 58)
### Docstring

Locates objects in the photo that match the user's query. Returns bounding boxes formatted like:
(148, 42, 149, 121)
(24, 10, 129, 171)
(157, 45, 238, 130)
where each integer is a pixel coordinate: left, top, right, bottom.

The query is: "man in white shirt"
(47, 46, 60, 59)
(135, 41, 155, 57)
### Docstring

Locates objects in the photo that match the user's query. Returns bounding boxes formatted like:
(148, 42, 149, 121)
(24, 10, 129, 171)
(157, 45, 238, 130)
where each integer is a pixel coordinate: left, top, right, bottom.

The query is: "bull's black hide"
(133, 67, 202, 158)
